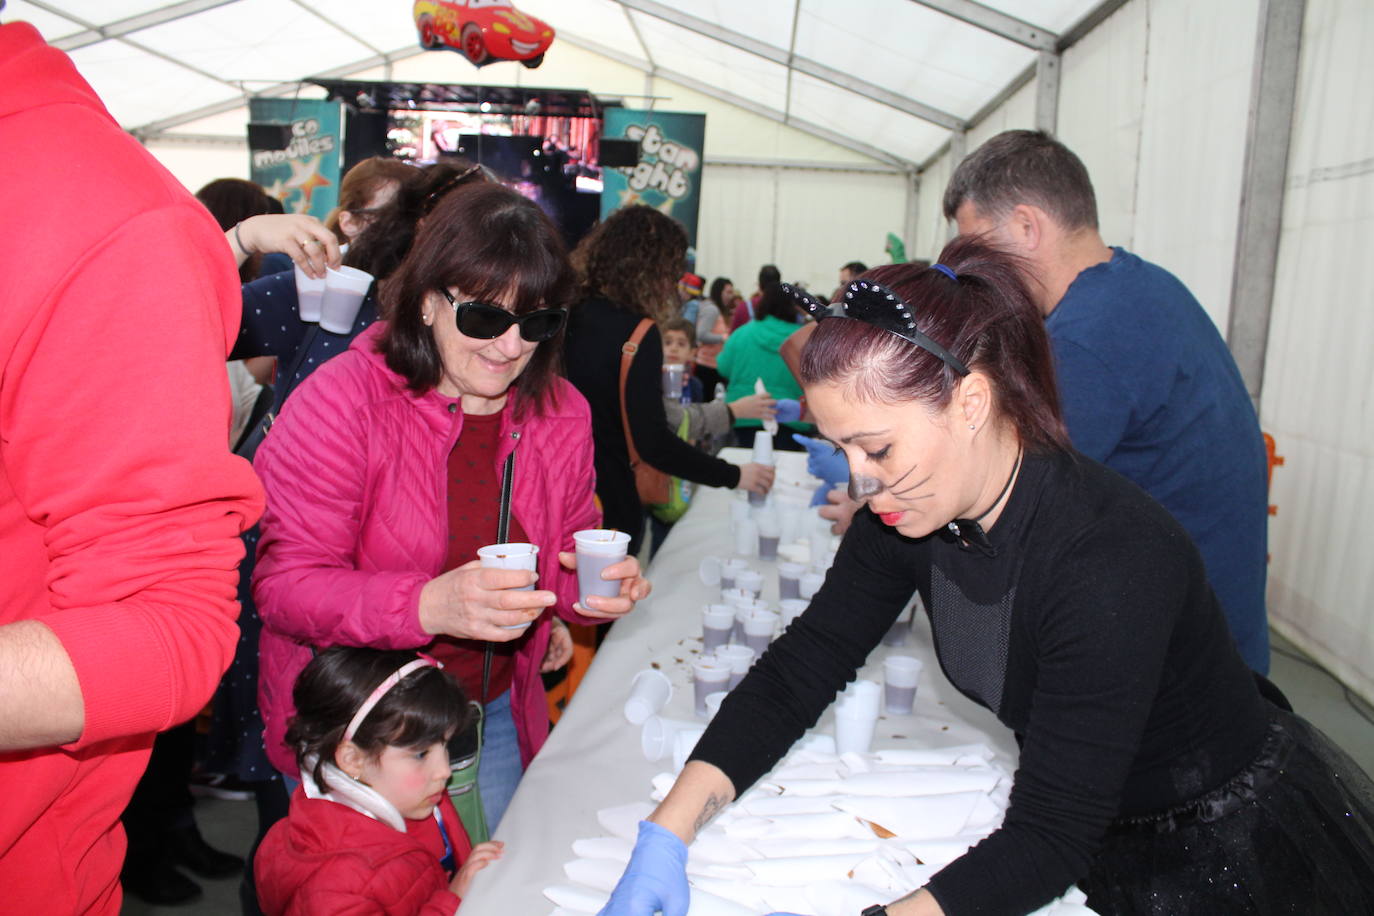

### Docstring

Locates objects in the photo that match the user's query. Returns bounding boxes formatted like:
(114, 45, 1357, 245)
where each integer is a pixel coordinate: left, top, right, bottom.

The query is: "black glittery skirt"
(1079, 706, 1374, 915)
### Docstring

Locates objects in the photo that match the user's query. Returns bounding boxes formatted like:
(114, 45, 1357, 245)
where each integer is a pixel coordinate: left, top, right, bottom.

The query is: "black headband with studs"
(781, 280, 970, 376)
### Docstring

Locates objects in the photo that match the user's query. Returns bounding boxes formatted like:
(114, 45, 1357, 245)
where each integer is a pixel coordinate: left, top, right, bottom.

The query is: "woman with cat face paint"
(596, 237, 1374, 916)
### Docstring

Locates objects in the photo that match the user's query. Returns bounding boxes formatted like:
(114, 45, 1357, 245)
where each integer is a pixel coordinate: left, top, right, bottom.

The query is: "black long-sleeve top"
(690, 449, 1270, 916)
(563, 296, 739, 549)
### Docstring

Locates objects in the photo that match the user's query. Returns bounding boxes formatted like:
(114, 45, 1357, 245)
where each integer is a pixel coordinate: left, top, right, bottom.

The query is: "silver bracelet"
(233, 221, 251, 255)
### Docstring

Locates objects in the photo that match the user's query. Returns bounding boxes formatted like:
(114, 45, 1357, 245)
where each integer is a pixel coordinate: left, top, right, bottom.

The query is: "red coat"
(0, 23, 262, 913)
(257, 789, 474, 915)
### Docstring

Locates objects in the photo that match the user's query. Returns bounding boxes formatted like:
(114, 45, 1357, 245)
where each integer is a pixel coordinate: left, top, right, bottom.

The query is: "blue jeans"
(478, 690, 522, 832)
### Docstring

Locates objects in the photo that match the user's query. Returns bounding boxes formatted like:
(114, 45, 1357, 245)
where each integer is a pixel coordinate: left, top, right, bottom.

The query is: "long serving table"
(460, 449, 1023, 915)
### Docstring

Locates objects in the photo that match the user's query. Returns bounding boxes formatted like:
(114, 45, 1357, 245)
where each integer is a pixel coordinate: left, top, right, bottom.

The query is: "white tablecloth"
(460, 449, 1019, 915)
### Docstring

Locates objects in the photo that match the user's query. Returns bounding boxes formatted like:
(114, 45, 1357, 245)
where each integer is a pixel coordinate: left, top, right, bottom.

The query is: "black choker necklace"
(942, 449, 1023, 556)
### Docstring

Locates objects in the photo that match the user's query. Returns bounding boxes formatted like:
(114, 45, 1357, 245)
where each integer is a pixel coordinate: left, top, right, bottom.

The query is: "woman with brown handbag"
(563, 206, 774, 555)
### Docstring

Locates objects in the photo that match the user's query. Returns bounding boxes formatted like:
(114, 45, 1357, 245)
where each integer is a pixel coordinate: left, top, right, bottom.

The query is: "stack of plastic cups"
(733, 516, 759, 558)
(749, 430, 774, 507)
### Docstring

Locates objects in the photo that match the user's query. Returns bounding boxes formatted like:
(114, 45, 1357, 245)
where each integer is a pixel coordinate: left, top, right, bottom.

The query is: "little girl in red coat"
(256, 648, 503, 914)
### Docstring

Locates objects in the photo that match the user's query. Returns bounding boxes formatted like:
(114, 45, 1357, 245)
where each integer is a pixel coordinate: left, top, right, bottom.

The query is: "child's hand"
(450, 840, 504, 898)
(727, 392, 776, 421)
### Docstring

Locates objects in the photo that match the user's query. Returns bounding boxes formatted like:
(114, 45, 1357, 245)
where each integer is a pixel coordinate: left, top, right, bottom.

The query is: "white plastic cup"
(732, 517, 759, 557)
(625, 668, 673, 724)
(294, 264, 327, 322)
(777, 561, 807, 600)
(703, 691, 727, 720)
(778, 598, 809, 628)
(834, 702, 879, 756)
(691, 657, 733, 717)
(702, 605, 735, 653)
(699, 555, 750, 590)
(776, 499, 807, 544)
(883, 655, 923, 715)
(742, 610, 779, 656)
(641, 716, 704, 762)
(671, 727, 705, 772)
(799, 569, 826, 600)
(663, 363, 685, 399)
(726, 597, 769, 642)
(476, 542, 539, 590)
(734, 569, 763, 598)
(715, 644, 755, 689)
(573, 529, 630, 608)
(720, 588, 754, 610)
(319, 265, 373, 333)
(729, 497, 753, 524)
(847, 679, 883, 717)
(477, 542, 539, 629)
(751, 428, 775, 466)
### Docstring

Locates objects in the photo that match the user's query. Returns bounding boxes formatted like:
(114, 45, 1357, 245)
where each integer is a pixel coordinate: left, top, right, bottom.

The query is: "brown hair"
(574, 205, 687, 320)
(327, 157, 420, 242)
(376, 181, 573, 417)
(942, 129, 1099, 232)
(661, 317, 697, 347)
(344, 160, 485, 283)
(800, 236, 1071, 454)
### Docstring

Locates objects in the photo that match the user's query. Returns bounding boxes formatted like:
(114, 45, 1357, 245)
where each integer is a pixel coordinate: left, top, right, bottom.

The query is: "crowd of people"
(3, 14, 1373, 916)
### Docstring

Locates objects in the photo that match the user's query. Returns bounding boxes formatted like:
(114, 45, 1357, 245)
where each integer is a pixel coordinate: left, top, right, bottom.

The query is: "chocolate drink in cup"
(573, 529, 630, 607)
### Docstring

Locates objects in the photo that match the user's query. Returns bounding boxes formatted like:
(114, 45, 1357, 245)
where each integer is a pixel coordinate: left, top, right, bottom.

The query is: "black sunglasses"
(439, 288, 567, 342)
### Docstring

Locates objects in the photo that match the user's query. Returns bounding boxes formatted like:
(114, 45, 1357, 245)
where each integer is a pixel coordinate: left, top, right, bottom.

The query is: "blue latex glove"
(774, 398, 802, 424)
(597, 821, 690, 916)
(792, 433, 849, 486)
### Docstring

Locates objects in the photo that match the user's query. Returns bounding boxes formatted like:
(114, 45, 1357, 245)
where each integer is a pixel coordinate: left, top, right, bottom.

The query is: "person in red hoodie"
(256, 648, 502, 915)
(0, 15, 264, 915)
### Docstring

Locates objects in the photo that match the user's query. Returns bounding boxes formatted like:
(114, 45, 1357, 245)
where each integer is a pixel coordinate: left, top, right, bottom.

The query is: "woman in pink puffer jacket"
(253, 181, 650, 832)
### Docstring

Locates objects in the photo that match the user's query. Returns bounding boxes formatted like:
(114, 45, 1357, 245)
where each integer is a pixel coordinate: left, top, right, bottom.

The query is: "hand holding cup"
(562, 530, 650, 618)
(418, 560, 554, 641)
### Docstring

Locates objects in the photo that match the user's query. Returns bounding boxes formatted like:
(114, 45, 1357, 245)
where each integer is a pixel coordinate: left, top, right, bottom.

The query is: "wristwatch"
(861, 906, 889, 916)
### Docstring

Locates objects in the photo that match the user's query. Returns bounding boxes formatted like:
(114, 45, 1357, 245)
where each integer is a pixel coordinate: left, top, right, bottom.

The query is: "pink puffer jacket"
(253, 323, 602, 777)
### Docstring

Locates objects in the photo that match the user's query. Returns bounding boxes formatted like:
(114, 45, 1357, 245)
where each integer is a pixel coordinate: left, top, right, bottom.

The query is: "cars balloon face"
(413, 0, 555, 68)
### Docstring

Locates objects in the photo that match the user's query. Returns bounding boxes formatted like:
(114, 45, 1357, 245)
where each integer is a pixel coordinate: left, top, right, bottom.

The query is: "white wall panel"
(1130, 0, 1258, 332)
(1056, 0, 1147, 248)
(1261, 0, 1374, 703)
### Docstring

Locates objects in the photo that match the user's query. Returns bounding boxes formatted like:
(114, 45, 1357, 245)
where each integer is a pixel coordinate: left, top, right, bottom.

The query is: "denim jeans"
(477, 690, 523, 832)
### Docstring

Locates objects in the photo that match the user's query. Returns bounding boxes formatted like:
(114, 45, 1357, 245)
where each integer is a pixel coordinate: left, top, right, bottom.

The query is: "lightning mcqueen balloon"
(413, 0, 555, 68)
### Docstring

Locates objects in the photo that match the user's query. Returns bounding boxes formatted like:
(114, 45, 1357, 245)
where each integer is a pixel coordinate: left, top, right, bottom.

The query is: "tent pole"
(1227, 0, 1306, 405)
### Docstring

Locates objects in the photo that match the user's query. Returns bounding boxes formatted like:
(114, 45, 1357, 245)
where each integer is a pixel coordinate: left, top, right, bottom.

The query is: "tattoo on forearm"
(692, 792, 730, 835)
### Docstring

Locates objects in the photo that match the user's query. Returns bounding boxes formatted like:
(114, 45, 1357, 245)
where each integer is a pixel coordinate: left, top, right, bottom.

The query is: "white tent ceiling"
(11, 0, 1122, 170)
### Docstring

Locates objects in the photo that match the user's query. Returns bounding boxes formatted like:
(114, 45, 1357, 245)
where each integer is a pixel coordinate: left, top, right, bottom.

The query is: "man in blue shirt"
(944, 129, 1270, 673)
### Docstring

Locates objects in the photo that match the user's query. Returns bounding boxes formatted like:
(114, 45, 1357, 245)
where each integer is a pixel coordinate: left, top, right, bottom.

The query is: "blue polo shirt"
(1046, 248, 1270, 673)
